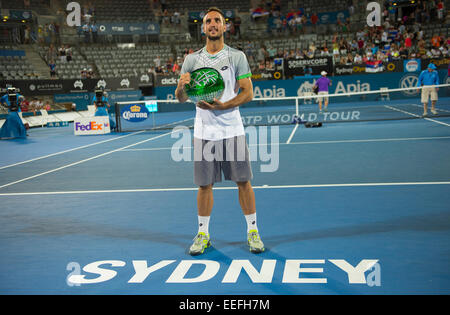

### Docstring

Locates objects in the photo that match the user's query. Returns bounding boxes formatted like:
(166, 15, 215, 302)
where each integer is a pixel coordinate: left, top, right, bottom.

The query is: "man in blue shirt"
(0, 87, 27, 139)
(417, 63, 439, 117)
(90, 22, 98, 43)
(92, 88, 116, 131)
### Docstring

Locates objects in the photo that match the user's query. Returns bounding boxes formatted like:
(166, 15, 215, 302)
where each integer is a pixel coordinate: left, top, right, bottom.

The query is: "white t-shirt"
(181, 45, 252, 141)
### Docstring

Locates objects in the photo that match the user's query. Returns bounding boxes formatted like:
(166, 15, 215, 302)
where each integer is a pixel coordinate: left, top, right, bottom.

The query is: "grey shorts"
(194, 135, 253, 186)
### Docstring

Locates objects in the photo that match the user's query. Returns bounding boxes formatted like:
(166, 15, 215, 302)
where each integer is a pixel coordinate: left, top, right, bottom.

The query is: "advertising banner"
(96, 22, 160, 35)
(334, 61, 402, 75)
(404, 59, 421, 72)
(154, 70, 449, 101)
(284, 57, 333, 77)
(251, 70, 283, 81)
(420, 58, 449, 70)
(74, 116, 111, 135)
(2, 77, 148, 96)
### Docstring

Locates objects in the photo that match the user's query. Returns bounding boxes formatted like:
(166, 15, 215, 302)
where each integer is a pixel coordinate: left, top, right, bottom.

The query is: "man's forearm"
(223, 88, 253, 109)
(175, 86, 188, 103)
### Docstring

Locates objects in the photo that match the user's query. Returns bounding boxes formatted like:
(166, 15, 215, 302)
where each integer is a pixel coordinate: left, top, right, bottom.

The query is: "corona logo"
(130, 105, 141, 112)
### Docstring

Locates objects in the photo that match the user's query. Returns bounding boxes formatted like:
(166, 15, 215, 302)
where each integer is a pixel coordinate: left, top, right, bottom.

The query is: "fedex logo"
(75, 121, 107, 131)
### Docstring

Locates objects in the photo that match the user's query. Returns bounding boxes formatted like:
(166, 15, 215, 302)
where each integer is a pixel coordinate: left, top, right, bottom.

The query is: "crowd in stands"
(19, 98, 52, 114)
(241, 0, 449, 72)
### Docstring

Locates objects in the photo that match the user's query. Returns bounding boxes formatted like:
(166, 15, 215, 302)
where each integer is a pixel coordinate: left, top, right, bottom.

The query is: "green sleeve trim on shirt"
(236, 73, 252, 80)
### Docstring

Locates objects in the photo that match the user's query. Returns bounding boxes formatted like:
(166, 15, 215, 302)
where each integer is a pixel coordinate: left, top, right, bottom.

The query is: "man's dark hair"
(205, 7, 226, 24)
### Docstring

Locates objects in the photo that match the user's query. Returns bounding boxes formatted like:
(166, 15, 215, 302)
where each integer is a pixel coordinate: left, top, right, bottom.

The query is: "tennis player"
(175, 7, 265, 255)
(417, 63, 439, 117)
(314, 71, 332, 113)
(0, 87, 27, 139)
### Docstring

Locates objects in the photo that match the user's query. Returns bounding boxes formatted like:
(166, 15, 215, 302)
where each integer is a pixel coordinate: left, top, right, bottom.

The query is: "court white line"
(0, 130, 146, 171)
(286, 123, 299, 144)
(0, 181, 449, 196)
(0, 130, 175, 190)
(118, 135, 450, 152)
(407, 103, 450, 114)
(385, 105, 450, 127)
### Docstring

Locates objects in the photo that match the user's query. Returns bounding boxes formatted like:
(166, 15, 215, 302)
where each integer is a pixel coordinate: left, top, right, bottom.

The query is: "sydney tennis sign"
(66, 259, 381, 286)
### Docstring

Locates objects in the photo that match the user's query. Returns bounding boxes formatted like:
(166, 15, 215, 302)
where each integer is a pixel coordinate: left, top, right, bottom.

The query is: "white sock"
(244, 213, 258, 233)
(197, 216, 210, 235)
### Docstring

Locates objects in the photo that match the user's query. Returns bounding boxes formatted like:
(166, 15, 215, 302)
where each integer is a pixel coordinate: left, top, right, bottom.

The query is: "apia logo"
(254, 85, 286, 98)
(66, 2, 81, 27)
(297, 81, 316, 96)
(334, 80, 370, 94)
(121, 104, 149, 122)
(366, 2, 381, 27)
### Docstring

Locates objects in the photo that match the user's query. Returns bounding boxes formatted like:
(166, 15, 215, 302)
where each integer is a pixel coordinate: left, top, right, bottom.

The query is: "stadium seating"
(0, 47, 42, 80)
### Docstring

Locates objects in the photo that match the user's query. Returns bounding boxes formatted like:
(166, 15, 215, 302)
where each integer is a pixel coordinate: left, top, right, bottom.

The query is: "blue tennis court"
(1, 109, 450, 295)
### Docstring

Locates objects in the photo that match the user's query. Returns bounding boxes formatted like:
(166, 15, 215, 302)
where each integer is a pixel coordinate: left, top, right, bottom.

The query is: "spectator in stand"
(90, 22, 98, 43)
(66, 45, 72, 62)
(431, 34, 441, 48)
(59, 45, 66, 62)
(354, 53, 363, 64)
(310, 12, 318, 26)
(20, 98, 29, 112)
(82, 22, 90, 43)
(44, 101, 51, 111)
(172, 59, 181, 74)
(154, 56, 161, 69)
(437, 1, 445, 20)
(405, 33, 412, 52)
(49, 59, 56, 78)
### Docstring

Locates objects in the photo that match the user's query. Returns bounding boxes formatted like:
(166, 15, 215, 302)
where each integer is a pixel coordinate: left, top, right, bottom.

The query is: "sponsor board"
(404, 59, 421, 72)
(74, 116, 110, 135)
(120, 103, 149, 122)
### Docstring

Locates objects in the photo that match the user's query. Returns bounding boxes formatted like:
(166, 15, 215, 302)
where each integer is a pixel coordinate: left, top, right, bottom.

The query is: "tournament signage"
(404, 59, 421, 72)
(314, 10, 349, 25)
(252, 71, 282, 81)
(189, 10, 234, 22)
(120, 103, 149, 123)
(74, 116, 110, 135)
(420, 57, 449, 70)
(155, 75, 180, 86)
(334, 61, 403, 75)
(284, 57, 333, 77)
(1, 77, 146, 96)
(96, 22, 160, 35)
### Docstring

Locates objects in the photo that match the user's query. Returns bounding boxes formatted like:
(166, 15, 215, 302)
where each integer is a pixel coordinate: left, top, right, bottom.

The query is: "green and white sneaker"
(247, 230, 265, 253)
(189, 232, 211, 256)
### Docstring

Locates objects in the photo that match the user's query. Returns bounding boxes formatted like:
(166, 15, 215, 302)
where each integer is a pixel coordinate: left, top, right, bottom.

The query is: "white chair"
(380, 87, 390, 101)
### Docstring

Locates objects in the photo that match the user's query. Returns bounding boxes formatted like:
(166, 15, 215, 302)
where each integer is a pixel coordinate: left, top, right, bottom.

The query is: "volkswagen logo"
(399, 74, 419, 95)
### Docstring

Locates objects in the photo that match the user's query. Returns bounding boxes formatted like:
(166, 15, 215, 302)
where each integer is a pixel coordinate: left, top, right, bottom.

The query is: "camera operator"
(91, 87, 116, 131)
(0, 87, 27, 139)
